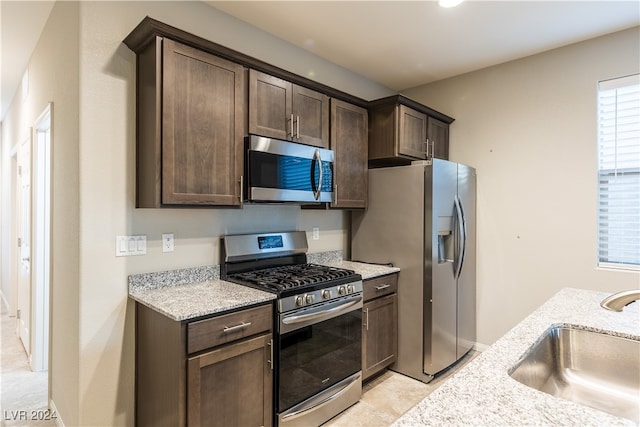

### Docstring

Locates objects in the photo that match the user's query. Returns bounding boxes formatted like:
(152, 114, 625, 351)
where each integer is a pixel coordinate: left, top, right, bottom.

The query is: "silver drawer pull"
(374, 284, 391, 291)
(223, 321, 251, 333)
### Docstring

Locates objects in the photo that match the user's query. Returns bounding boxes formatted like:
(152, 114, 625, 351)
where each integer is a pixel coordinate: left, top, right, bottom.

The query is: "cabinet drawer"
(363, 274, 398, 302)
(187, 304, 272, 354)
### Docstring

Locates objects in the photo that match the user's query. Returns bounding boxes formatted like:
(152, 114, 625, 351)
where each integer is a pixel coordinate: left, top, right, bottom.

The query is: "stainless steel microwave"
(245, 134, 334, 203)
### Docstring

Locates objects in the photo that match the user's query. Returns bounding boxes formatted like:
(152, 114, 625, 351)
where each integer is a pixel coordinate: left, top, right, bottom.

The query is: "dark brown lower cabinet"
(362, 274, 399, 381)
(187, 333, 272, 427)
(135, 302, 273, 427)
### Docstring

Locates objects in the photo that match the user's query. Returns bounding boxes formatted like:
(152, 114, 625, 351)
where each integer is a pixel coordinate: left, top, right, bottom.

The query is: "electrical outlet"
(162, 233, 174, 253)
(312, 227, 320, 241)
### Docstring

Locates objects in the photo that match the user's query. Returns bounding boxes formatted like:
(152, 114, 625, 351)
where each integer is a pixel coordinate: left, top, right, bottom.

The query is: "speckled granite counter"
(328, 260, 400, 280)
(128, 253, 399, 321)
(128, 266, 275, 321)
(393, 287, 640, 426)
(306, 250, 400, 279)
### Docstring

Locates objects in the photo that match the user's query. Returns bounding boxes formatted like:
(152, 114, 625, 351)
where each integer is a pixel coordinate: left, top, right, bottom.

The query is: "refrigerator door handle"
(454, 196, 467, 279)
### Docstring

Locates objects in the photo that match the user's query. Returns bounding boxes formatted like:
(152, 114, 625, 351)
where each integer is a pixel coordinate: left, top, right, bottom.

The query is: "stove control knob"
(305, 294, 315, 304)
(296, 296, 305, 306)
(338, 286, 346, 296)
(347, 285, 355, 294)
(322, 290, 332, 299)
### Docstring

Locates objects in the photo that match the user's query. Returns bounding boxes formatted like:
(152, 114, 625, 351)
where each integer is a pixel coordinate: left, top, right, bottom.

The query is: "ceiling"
(1, 1, 639, 120)
(208, 1, 639, 91)
(1, 0, 55, 120)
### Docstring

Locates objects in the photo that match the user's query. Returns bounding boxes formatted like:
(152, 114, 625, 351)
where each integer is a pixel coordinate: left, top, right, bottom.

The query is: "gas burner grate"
(230, 263, 356, 292)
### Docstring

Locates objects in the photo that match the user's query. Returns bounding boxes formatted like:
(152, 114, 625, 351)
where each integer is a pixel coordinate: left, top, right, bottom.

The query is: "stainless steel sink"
(508, 325, 640, 422)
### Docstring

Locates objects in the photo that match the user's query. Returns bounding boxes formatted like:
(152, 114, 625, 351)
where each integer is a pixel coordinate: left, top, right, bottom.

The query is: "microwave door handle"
(317, 151, 323, 200)
(311, 149, 322, 200)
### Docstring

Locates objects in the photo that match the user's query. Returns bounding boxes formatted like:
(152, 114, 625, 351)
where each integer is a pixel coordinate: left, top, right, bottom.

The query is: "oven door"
(277, 294, 362, 426)
(246, 134, 334, 203)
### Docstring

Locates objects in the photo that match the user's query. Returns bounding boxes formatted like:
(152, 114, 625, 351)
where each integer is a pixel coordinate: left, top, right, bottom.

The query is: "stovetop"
(221, 231, 363, 310)
(226, 263, 360, 295)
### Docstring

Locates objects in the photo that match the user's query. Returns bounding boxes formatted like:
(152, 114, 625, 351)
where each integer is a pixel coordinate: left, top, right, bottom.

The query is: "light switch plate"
(116, 235, 146, 257)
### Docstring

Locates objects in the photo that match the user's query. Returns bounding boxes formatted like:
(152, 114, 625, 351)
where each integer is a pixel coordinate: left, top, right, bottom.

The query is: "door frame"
(31, 103, 52, 372)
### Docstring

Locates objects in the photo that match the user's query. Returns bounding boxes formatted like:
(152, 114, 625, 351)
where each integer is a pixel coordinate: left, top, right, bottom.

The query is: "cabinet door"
(362, 294, 398, 381)
(187, 333, 273, 427)
(162, 39, 246, 205)
(292, 85, 329, 148)
(249, 70, 292, 140)
(397, 105, 428, 159)
(428, 116, 450, 160)
(331, 99, 368, 208)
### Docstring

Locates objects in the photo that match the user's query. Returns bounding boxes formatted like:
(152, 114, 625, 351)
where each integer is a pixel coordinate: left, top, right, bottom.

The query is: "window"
(597, 74, 640, 270)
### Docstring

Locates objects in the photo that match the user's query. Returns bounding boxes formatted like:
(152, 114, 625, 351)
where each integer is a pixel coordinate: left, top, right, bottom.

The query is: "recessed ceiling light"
(439, 0, 464, 8)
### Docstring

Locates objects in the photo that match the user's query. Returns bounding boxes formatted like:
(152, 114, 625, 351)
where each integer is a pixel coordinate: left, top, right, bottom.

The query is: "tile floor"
(0, 305, 55, 427)
(324, 350, 480, 426)
(1, 303, 478, 427)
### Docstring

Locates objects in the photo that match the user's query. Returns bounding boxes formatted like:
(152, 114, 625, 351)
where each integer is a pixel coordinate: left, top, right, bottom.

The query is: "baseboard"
(49, 399, 65, 427)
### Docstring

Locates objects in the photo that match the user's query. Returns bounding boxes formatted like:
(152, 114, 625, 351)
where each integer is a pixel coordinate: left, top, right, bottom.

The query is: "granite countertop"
(128, 252, 400, 321)
(393, 287, 640, 426)
(326, 260, 400, 280)
(129, 278, 276, 321)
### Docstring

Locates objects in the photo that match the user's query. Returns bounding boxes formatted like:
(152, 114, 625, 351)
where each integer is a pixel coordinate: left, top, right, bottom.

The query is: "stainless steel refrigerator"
(351, 159, 476, 383)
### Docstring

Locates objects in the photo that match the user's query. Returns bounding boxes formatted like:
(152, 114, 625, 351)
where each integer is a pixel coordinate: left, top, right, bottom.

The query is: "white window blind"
(597, 74, 640, 269)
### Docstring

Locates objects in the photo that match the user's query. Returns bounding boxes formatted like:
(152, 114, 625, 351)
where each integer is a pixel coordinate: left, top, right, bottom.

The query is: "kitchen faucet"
(600, 289, 640, 312)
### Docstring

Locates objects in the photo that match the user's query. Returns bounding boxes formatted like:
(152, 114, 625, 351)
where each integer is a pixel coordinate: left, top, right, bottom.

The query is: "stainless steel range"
(221, 231, 363, 427)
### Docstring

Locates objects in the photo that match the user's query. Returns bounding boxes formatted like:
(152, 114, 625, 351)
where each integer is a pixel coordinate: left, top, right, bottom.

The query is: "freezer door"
(424, 159, 458, 376)
(456, 163, 477, 358)
(352, 164, 427, 381)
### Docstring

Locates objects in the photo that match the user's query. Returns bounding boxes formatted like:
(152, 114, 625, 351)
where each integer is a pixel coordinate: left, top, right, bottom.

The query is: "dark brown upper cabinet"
(249, 69, 330, 149)
(125, 17, 370, 208)
(368, 95, 454, 167)
(330, 99, 368, 209)
(133, 37, 247, 207)
(428, 116, 450, 161)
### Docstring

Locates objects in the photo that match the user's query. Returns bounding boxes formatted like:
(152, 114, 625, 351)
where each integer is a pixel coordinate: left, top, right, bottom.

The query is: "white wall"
(31, 1, 388, 426)
(403, 26, 640, 346)
(1, 2, 81, 423)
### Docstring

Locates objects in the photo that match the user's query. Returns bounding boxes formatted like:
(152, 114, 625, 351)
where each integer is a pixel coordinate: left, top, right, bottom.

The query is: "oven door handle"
(282, 296, 362, 325)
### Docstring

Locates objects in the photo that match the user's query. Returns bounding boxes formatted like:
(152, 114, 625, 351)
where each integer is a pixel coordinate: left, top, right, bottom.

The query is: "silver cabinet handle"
(223, 321, 251, 333)
(289, 114, 294, 138)
(267, 339, 273, 370)
(374, 284, 391, 291)
(364, 307, 369, 331)
(296, 115, 300, 139)
(333, 184, 338, 206)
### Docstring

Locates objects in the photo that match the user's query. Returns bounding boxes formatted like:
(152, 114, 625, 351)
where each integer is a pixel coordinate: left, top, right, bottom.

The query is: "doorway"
(13, 103, 51, 373)
(16, 135, 31, 355)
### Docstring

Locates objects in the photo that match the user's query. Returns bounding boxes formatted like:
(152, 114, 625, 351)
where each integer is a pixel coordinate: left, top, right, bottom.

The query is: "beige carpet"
(1, 305, 54, 427)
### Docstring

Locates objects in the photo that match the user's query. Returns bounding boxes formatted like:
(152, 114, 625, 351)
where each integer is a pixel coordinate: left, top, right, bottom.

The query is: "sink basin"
(508, 325, 640, 421)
